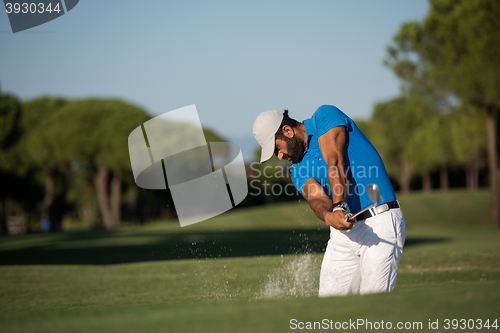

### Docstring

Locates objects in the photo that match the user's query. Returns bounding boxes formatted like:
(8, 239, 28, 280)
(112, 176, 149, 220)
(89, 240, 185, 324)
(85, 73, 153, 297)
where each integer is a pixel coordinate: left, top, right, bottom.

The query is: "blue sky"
(0, 0, 429, 158)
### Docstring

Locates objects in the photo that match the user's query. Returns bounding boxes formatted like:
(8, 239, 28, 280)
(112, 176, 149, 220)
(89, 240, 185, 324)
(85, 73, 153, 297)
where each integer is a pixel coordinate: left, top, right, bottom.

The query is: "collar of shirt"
(303, 118, 315, 152)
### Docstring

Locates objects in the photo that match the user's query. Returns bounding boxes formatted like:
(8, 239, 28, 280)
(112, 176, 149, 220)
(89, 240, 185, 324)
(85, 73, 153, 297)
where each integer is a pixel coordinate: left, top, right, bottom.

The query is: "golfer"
(253, 105, 406, 296)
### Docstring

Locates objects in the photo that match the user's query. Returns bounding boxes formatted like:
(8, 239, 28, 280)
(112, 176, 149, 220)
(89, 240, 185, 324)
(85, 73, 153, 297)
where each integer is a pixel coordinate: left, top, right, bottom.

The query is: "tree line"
(2, 0, 499, 231)
(0, 94, 227, 233)
(372, 0, 499, 227)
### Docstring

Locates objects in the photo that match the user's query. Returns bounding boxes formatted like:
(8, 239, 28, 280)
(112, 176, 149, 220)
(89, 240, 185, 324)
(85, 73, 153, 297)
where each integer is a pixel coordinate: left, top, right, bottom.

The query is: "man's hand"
(324, 210, 352, 230)
(303, 178, 353, 230)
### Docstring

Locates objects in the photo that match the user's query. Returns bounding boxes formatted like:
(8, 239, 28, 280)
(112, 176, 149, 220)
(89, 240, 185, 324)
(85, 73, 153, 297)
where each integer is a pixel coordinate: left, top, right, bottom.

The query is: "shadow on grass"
(0, 229, 449, 265)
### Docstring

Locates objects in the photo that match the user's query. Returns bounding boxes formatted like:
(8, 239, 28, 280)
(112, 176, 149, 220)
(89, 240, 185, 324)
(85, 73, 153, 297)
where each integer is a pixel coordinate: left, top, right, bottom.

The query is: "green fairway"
(1, 189, 499, 332)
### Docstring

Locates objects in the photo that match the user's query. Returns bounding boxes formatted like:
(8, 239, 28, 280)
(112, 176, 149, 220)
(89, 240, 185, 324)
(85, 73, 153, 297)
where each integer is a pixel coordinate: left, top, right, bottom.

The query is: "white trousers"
(318, 208, 406, 297)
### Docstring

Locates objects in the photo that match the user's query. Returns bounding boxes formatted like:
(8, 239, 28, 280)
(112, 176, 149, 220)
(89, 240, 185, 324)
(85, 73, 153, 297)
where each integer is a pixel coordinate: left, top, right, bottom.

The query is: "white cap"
(253, 110, 283, 163)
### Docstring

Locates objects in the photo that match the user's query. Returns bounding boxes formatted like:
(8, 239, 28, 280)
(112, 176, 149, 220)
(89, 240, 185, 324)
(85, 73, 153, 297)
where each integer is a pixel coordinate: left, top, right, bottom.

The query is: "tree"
(421, 0, 500, 226)
(52, 99, 150, 230)
(0, 90, 22, 233)
(386, 0, 500, 226)
(371, 97, 431, 193)
(383, 17, 455, 193)
(449, 106, 487, 190)
(407, 113, 459, 192)
(21, 98, 68, 231)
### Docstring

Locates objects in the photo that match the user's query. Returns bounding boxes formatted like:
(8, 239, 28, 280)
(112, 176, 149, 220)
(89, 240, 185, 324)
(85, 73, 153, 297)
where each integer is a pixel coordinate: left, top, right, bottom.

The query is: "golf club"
(346, 184, 380, 233)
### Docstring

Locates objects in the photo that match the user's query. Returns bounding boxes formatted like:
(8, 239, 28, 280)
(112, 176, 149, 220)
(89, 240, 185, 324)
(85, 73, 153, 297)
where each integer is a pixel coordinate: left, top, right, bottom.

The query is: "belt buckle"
(375, 203, 389, 215)
(353, 201, 396, 223)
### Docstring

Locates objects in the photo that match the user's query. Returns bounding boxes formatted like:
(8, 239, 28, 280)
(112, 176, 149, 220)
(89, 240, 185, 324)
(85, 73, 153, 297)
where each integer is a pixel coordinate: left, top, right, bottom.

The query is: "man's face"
(274, 135, 305, 163)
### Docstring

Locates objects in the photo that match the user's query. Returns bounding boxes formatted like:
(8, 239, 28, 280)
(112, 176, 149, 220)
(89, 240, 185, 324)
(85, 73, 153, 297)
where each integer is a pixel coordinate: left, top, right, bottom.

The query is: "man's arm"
(302, 178, 352, 230)
(317, 126, 348, 205)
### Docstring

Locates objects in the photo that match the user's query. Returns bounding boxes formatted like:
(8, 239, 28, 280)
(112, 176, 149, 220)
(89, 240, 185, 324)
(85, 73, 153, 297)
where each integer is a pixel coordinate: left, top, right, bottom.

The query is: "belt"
(351, 200, 400, 223)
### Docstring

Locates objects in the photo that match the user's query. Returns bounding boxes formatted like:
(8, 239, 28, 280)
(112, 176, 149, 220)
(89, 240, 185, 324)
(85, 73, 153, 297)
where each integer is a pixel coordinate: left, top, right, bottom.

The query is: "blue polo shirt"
(290, 105, 396, 213)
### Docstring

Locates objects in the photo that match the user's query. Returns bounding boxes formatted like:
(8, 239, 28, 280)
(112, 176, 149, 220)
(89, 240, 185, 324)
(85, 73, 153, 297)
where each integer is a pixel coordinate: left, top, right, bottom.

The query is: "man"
(253, 105, 405, 296)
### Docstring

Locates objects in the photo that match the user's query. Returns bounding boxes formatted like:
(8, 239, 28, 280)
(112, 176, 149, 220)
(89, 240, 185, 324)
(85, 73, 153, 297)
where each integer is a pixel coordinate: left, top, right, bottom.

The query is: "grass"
(0, 189, 499, 332)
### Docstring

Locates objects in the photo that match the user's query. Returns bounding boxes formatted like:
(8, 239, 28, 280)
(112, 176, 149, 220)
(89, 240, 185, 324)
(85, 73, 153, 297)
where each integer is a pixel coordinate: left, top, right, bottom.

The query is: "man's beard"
(282, 135, 305, 163)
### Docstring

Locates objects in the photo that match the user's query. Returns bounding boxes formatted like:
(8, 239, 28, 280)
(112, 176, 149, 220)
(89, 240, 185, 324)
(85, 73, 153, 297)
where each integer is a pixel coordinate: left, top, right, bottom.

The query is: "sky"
(0, 0, 429, 159)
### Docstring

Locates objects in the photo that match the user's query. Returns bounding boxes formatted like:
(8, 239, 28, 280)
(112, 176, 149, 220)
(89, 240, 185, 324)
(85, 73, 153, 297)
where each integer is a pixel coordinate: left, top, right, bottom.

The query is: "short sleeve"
(313, 105, 349, 138)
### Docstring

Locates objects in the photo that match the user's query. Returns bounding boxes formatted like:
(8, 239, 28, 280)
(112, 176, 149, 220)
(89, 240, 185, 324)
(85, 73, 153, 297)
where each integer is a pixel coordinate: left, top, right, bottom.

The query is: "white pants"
(318, 208, 406, 297)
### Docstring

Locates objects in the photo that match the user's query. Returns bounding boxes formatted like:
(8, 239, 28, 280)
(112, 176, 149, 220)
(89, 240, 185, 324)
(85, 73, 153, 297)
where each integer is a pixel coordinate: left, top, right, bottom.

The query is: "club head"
(367, 184, 380, 206)
(346, 184, 380, 233)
